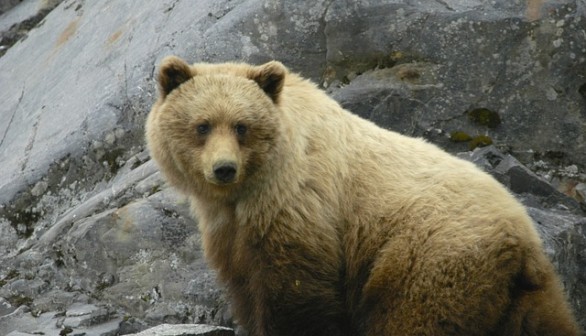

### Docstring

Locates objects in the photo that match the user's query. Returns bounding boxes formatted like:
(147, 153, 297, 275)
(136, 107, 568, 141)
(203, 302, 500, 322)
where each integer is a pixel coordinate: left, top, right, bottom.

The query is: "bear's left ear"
(157, 56, 194, 99)
(249, 61, 286, 104)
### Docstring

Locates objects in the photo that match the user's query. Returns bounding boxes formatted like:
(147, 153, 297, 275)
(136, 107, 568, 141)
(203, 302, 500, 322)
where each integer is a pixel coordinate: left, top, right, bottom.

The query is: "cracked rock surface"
(0, 0, 585, 335)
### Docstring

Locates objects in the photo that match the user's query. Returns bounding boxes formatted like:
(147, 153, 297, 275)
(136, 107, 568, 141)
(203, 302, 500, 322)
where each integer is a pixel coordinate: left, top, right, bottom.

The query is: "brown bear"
(145, 55, 582, 336)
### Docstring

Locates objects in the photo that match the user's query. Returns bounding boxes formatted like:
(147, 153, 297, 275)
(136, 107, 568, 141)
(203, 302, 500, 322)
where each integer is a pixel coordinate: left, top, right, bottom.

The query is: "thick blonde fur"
(145, 56, 581, 336)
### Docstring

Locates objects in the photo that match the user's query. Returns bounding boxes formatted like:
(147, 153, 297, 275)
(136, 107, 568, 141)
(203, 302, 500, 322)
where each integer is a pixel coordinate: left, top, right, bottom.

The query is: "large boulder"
(0, 0, 585, 334)
(326, 0, 586, 165)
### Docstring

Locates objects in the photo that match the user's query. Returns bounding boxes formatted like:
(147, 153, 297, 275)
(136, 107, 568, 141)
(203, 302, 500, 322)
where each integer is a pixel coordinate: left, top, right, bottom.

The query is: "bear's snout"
(213, 161, 238, 184)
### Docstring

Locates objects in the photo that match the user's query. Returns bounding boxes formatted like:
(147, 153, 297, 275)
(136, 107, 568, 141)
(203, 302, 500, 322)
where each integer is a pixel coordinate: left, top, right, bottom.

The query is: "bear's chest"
(203, 214, 349, 335)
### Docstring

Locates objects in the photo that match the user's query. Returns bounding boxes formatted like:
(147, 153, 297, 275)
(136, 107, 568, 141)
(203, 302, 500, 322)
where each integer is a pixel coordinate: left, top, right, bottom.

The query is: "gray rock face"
(0, 153, 231, 335)
(1, 303, 123, 336)
(0, 0, 585, 335)
(326, 0, 586, 167)
(0, 0, 27, 15)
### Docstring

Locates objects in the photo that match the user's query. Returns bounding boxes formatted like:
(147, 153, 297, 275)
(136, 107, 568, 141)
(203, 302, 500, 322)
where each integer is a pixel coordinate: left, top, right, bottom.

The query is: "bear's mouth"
(207, 176, 239, 186)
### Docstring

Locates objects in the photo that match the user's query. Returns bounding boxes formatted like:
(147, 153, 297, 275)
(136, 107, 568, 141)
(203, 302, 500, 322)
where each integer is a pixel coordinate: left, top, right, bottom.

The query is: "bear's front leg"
(229, 225, 351, 336)
(248, 264, 350, 336)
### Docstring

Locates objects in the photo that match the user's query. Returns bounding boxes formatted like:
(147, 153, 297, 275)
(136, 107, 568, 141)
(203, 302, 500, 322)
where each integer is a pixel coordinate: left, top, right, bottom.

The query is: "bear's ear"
(157, 56, 194, 98)
(249, 61, 286, 104)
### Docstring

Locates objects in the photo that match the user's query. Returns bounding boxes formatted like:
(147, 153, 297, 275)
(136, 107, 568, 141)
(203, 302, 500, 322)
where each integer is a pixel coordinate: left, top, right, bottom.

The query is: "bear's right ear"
(157, 56, 194, 98)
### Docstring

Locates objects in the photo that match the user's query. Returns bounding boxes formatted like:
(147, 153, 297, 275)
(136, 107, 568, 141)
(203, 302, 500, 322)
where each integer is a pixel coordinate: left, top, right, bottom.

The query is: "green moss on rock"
(468, 135, 493, 150)
(467, 108, 501, 128)
(8, 294, 33, 307)
(450, 131, 473, 142)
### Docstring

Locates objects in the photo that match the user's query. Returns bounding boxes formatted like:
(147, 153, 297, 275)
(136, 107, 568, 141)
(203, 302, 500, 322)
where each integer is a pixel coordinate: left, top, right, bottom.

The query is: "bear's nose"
(213, 162, 237, 183)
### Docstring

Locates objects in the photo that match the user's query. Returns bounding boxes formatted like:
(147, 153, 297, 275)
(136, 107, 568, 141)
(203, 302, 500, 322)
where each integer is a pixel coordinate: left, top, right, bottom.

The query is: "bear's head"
(146, 56, 286, 199)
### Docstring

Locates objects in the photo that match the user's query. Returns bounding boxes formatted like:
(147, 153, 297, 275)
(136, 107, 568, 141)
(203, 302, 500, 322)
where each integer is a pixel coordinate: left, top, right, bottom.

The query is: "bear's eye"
(235, 124, 247, 136)
(196, 123, 210, 135)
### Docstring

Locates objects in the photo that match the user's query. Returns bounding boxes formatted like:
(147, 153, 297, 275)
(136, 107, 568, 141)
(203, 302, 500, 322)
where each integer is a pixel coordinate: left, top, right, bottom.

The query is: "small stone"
(30, 181, 48, 197)
(114, 128, 126, 139)
(546, 87, 558, 101)
(104, 133, 117, 146)
(126, 324, 234, 336)
(565, 165, 579, 175)
(63, 303, 111, 328)
(91, 140, 104, 150)
(66, 303, 99, 317)
(575, 183, 586, 201)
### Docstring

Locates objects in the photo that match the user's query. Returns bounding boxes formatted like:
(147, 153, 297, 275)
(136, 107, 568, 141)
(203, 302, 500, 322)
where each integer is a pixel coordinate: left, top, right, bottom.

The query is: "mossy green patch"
(467, 108, 501, 128)
(1, 269, 20, 287)
(96, 281, 111, 292)
(468, 135, 493, 150)
(8, 294, 33, 307)
(5, 208, 38, 238)
(450, 131, 473, 142)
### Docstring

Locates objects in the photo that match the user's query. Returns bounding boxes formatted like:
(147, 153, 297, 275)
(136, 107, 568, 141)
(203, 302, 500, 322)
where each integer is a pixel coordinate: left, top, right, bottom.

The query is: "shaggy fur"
(145, 56, 581, 336)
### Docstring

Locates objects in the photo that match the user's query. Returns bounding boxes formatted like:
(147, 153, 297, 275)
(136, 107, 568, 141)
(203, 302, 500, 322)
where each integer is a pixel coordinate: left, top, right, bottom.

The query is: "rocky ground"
(0, 0, 585, 335)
